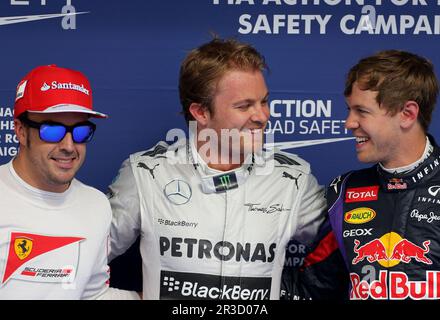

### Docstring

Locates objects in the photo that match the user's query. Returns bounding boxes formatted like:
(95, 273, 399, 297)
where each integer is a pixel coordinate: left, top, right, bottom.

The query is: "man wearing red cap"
(0, 65, 137, 299)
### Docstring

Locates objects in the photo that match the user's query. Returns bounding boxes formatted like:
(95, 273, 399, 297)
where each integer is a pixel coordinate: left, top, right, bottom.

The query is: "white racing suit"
(108, 138, 325, 300)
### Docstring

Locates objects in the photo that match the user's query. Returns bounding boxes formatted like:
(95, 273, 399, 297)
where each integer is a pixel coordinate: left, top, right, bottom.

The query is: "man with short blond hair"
(108, 38, 326, 300)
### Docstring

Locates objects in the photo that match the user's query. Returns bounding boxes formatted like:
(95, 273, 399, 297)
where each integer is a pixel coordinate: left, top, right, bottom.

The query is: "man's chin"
(356, 154, 377, 164)
(49, 170, 76, 186)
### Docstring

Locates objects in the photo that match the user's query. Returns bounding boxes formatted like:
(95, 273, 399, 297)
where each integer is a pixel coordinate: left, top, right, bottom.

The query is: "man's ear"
(189, 103, 210, 126)
(400, 101, 419, 129)
(14, 119, 28, 147)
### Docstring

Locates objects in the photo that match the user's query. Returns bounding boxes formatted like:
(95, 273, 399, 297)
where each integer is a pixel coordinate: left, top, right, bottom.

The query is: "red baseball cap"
(14, 64, 108, 119)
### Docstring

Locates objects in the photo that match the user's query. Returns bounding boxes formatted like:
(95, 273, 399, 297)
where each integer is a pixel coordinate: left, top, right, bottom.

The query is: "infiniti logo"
(164, 180, 192, 205)
(428, 185, 440, 197)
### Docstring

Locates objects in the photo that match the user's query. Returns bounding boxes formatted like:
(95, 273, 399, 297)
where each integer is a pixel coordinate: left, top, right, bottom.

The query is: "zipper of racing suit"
(219, 190, 228, 299)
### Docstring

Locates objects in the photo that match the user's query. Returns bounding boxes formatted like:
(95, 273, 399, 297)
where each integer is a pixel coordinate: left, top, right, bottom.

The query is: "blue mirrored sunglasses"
(21, 117, 96, 143)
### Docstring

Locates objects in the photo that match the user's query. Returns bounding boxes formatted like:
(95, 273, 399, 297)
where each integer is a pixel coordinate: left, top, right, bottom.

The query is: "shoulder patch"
(274, 153, 300, 166)
(141, 142, 169, 158)
(326, 171, 352, 207)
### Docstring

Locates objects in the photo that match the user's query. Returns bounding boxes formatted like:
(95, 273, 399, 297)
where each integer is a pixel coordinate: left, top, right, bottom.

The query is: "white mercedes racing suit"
(108, 138, 325, 300)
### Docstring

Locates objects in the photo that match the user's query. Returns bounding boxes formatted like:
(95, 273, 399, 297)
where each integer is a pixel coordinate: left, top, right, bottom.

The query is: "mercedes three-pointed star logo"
(163, 179, 192, 205)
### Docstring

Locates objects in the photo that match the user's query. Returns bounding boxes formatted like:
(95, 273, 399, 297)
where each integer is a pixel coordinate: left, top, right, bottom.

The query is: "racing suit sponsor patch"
(344, 207, 376, 224)
(1, 232, 84, 285)
(345, 186, 379, 203)
(352, 233, 432, 267)
(351, 271, 440, 300)
(160, 270, 271, 300)
(159, 237, 276, 263)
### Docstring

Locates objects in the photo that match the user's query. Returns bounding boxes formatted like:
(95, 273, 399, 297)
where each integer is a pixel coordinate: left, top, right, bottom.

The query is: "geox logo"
(40, 81, 89, 95)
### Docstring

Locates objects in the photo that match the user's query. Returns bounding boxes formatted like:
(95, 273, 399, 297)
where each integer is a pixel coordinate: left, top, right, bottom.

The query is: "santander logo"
(40, 83, 50, 91)
(40, 81, 89, 96)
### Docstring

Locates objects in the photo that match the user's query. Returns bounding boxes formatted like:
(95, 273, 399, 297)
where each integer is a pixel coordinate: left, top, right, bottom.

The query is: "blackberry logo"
(160, 270, 271, 300)
(162, 276, 180, 292)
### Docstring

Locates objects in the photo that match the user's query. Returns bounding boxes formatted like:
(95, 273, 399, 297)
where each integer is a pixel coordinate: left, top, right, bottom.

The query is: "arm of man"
(81, 197, 141, 300)
(294, 173, 326, 246)
(281, 173, 349, 300)
(107, 157, 142, 262)
(295, 175, 350, 300)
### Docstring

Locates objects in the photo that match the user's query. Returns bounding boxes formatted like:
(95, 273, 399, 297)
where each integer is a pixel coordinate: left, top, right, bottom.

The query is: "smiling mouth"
(356, 136, 370, 145)
(53, 158, 73, 162)
(52, 157, 76, 169)
(242, 128, 263, 134)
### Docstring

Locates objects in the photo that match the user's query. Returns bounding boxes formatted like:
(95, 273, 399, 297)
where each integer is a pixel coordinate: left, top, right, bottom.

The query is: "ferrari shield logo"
(14, 238, 33, 260)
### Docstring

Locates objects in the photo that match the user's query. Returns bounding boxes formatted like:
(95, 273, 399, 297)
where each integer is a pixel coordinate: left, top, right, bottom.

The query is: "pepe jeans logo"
(410, 209, 440, 224)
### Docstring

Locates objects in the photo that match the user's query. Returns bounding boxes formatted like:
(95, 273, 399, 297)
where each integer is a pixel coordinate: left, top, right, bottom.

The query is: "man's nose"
(251, 103, 270, 124)
(345, 111, 359, 130)
(58, 132, 75, 152)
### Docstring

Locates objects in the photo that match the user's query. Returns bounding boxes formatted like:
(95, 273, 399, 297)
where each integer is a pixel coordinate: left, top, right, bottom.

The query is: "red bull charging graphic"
(350, 232, 437, 300)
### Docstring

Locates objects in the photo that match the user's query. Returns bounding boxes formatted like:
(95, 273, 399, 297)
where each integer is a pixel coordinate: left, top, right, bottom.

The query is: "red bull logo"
(351, 271, 440, 300)
(389, 239, 432, 265)
(352, 239, 388, 264)
(352, 232, 432, 267)
(387, 178, 407, 190)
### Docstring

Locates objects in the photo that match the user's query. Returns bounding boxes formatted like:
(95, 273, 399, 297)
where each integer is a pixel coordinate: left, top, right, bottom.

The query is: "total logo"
(352, 232, 432, 267)
(345, 186, 379, 203)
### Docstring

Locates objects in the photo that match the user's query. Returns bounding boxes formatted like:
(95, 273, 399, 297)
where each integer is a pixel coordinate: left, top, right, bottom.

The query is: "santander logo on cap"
(40, 83, 50, 92)
(14, 64, 107, 119)
(40, 81, 90, 96)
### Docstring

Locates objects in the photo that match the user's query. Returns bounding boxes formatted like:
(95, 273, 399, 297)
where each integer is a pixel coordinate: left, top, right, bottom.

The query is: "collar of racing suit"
(379, 136, 432, 174)
(187, 136, 265, 194)
(376, 134, 440, 192)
